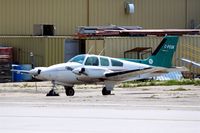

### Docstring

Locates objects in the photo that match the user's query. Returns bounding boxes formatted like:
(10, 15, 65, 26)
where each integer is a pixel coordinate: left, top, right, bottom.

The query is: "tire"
(65, 86, 75, 96)
(102, 87, 111, 95)
(46, 89, 59, 96)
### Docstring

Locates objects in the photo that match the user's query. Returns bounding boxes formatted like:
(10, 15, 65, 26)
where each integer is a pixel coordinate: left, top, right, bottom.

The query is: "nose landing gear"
(46, 81, 59, 96)
(102, 87, 111, 95)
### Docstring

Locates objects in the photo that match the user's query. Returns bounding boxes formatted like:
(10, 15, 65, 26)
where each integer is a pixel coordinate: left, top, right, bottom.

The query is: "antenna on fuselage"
(98, 47, 106, 56)
(87, 45, 94, 54)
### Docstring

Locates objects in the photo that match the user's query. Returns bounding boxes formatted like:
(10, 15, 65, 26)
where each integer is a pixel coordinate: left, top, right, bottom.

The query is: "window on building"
(85, 56, 99, 66)
(100, 57, 109, 66)
(111, 59, 123, 67)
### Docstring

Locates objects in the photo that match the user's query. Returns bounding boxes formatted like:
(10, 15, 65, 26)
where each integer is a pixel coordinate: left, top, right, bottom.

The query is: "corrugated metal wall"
(0, 0, 87, 35)
(0, 36, 68, 66)
(187, 0, 200, 28)
(89, 0, 199, 29)
(89, 0, 186, 28)
(86, 36, 200, 74)
(0, 36, 46, 65)
(176, 36, 200, 73)
(1, 36, 200, 74)
(44, 37, 66, 66)
(85, 39, 105, 55)
(104, 37, 162, 58)
(0, 0, 199, 35)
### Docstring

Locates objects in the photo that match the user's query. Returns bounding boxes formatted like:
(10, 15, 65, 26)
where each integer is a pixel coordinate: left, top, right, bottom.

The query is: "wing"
(74, 66, 167, 83)
(104, 67, 166, 81)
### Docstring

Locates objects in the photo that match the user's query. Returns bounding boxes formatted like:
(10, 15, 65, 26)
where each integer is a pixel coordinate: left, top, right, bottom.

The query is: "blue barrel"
(12, 64, 32, 82)
(12, 64, 22, 82)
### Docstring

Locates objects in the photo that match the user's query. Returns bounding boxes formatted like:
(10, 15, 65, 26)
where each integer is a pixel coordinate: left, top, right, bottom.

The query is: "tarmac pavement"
(0, 82, 200, 133)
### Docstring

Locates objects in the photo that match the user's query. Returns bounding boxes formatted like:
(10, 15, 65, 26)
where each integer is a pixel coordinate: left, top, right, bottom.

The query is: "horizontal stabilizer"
(181, 58, 200, 67)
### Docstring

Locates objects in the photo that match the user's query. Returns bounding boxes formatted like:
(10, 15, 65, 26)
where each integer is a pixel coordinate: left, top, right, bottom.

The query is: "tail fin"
(126, 36, 179, 68)
(146, 36, 179, 67)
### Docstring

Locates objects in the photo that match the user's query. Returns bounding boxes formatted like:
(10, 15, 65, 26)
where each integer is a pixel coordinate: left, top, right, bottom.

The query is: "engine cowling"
(30, 68, 41, 76)
(72, 67, 86, 75)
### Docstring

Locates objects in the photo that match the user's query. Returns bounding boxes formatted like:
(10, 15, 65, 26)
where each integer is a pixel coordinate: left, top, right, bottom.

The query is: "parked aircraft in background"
(12, 36, 183, 96)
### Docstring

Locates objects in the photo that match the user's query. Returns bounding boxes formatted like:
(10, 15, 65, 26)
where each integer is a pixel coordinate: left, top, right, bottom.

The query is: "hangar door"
(64, 39, 85, 62)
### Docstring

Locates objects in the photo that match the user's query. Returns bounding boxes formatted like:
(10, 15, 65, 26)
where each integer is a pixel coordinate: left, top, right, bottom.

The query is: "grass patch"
(174, 96, 181, 98)
(142, 89, 149, 91)
(144, 94, 159, 99)
(169, 87, 190, 91)
(12, 84, 21, 87)
(20, 83, 35, 88)
(120, 79, 200, 88)
(150, 95, 157, 98)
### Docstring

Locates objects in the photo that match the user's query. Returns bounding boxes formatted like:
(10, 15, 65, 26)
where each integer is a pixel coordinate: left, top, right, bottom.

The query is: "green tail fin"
(126, 36, 179, 68)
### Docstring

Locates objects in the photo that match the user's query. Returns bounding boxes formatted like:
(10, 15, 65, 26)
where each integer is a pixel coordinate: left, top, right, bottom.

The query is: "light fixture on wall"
(124, 0, 135, 14)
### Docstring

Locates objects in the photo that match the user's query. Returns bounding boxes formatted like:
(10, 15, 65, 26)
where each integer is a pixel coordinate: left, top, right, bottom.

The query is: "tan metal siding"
(85, 40, 104, 55)
(44, 37, 65, 66)
(29, 0, 87, 35)
(86, 40, 96, 54)
(103, 37, 162, 58)
(0, 0, 28, 35)
(102, 36, 200, 74)
(0, 0, 199, 35)
(176, 36, 200, 74)
(0, 36, 45, 66)
(0, 0, 87, 35)
(187, 0, 200, 28)
(0, 36, 68, 66)
(89, 0, 186, 29)
(1, 36, 200, 74)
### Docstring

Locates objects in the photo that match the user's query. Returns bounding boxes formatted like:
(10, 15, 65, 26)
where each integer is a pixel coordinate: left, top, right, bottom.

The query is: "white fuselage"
(34, 54, 152, 86)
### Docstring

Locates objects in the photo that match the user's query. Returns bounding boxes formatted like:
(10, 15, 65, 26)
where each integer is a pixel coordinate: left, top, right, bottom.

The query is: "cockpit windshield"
(68, 55, 86, 64)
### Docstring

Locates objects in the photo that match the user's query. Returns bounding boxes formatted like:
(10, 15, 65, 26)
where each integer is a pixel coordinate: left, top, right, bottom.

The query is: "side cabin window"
(85, 56, 99, 66)
(100, 57, 109, 66)
(111, 59, 123, 67)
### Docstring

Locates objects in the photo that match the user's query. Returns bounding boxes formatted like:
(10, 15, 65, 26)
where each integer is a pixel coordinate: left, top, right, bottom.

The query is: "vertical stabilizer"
(126, 36, 179, 68)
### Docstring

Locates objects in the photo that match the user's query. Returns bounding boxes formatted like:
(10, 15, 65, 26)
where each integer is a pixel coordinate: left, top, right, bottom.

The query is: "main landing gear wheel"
(102, 87, 111, 95)
(65, 86, 75, 96)
(46, 89, 59, 96)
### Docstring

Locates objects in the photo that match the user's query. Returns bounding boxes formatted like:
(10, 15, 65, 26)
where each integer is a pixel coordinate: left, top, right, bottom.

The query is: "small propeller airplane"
(12, 36, 184, 96)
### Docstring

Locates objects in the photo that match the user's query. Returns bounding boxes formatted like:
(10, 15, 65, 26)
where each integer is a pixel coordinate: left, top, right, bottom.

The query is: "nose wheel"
(46, 81, 59, 96)
(102, 87, 111, 95)
(46, 89, 59, 96)
(65, 86, 75, 96)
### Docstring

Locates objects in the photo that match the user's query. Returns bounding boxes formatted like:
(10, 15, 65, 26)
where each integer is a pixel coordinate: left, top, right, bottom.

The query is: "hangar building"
(0, 0, 200, 77)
